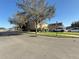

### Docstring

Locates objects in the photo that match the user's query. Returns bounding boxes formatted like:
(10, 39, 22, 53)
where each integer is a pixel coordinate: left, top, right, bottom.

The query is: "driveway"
(0, 34, 79, 59)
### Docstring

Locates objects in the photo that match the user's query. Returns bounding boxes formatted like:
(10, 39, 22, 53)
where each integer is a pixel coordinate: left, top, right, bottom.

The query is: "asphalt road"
(0, 33, 79, 59)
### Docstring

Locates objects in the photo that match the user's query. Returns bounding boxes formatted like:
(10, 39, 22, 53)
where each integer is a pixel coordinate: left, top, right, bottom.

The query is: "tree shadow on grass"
(0, 31, 22, 37)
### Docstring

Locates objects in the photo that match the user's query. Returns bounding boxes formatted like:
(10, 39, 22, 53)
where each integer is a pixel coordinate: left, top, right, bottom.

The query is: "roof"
(0, 28, 5, 30)
(49, 23, 63, 26)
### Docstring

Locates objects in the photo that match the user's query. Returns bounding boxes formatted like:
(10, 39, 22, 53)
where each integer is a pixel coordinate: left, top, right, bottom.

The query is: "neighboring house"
(37, 23, 48, 32)
(8, 27, 16, 31)
(48, 23, 64, 31)
(66, 26, 71, 30)
(66, 26, 79, 32)
(0, 28, 6, 32)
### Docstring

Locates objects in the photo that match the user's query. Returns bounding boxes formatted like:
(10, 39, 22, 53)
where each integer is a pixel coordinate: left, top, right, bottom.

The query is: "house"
(37, 23, 48, 32)
(48, 23, 64, 31)
(0, 28, 6, 32)
(8, 27, 16, 31)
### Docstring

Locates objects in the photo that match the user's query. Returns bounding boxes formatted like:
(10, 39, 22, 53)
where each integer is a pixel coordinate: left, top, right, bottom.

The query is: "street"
(0, 34, 79, 59)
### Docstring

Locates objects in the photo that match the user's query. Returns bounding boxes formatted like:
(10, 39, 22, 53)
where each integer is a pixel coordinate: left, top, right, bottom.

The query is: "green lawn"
(37, 32, 79, 38)
(27, 32, 79, 38)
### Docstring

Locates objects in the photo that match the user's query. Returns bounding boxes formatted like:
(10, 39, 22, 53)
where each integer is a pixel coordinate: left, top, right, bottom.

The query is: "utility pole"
(56, 21, 58, 37)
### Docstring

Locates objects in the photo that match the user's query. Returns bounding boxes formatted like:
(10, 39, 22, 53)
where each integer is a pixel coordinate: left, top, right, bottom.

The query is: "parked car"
(68, 27, 79, 32)
(53, 28, 65, 32)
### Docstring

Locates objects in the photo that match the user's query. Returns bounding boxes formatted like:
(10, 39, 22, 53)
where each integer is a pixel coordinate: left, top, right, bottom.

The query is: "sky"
(0, 0, 79, 28)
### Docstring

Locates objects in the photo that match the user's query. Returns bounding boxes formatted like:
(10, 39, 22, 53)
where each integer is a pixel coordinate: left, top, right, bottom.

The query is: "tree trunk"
(35, 20, 38, 37)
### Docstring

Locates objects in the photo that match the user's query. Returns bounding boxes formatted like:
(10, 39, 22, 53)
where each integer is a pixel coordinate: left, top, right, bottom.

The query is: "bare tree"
(9, 12, 28, 31)
(17, 0, 55, 36)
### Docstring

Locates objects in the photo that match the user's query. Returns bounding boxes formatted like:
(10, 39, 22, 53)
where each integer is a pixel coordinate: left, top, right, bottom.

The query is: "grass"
(60, 32, 79, 35)
(38, 32, 79, 38)
(27, 32, 79, 38)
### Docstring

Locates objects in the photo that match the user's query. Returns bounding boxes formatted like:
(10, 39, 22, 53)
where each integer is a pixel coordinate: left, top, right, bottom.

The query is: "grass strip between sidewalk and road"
(27, 32, 79, 38)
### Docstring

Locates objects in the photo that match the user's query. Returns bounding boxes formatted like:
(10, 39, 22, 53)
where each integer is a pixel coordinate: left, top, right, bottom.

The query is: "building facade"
(48, 23, 64, 31)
